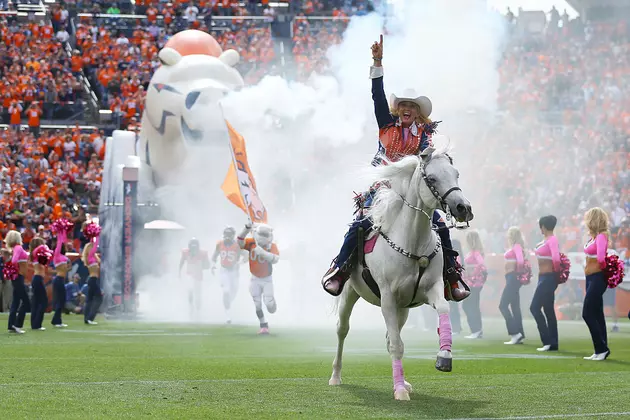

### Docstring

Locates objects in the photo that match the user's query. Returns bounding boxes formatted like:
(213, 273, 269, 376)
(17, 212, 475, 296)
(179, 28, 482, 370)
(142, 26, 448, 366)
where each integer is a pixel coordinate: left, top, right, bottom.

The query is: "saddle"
(356, 227, 427, 308)
(346, 227, 469, 306)
(340, 189, 469, 304)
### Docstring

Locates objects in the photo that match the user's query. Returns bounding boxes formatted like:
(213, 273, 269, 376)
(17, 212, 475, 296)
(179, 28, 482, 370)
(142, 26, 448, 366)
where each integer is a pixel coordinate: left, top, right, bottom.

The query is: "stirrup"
(322, 278, 343, 297)
(444, 276, 470, 302)
(322, 265, 344, 296)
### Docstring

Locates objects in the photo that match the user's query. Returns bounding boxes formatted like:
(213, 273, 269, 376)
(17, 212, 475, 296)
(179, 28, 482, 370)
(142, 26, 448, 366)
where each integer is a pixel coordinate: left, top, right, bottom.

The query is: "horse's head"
(419, 147, 473, 223)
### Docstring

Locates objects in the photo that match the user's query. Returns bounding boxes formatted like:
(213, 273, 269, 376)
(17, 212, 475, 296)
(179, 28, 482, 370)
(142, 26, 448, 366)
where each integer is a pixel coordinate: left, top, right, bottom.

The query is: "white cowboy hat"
(390, 89, 432, 118)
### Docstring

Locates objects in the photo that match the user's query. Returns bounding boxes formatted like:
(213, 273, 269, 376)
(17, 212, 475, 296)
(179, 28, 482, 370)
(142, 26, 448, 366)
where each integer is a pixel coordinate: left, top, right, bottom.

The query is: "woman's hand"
(371, 34, 383, 67)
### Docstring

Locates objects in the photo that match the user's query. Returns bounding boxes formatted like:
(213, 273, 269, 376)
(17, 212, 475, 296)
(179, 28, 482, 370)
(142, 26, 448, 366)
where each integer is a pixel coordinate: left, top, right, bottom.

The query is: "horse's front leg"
(386, 308, 413, 395)
(329, 284, 360, 386)
(380, 287, 409, 401)
(428, 281, 453, 372)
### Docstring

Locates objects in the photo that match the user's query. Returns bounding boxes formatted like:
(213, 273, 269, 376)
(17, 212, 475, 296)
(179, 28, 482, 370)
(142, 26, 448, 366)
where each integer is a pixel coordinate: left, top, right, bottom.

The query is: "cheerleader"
(4, 230, 31, 334)
(29, 237, 52, 331)
(82, 223, 102, 325)
(51, 219, 73, 328)
(462, 230, 487, 339)
(530, 215, 562, 352)
(500, 227, 527, 345)
(582, 207, 612, 360)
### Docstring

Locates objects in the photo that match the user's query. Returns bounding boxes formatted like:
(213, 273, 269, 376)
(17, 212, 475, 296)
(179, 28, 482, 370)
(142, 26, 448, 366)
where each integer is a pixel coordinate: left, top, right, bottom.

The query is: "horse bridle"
(398, 154, 469, 231)
(420, 154, 460, 211)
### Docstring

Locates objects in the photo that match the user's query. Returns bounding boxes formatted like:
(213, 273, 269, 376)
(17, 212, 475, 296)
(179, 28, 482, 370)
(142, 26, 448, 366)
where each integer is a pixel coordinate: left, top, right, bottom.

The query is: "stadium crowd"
(476, 16, 629, 253)
(0, 4, 628, 288)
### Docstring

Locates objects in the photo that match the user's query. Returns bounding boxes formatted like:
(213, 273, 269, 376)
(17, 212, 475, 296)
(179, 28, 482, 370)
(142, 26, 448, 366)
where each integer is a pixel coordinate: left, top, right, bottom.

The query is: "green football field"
(1, 314, 629, 420)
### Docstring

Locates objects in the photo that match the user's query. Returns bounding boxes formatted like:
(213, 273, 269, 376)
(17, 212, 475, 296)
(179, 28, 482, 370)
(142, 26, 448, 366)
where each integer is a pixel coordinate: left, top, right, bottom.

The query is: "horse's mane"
(366, 146, 453, 232)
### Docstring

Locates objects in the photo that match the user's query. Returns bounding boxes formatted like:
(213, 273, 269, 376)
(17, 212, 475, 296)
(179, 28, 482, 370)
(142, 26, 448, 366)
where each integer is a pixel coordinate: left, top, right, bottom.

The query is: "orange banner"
(221, 121, 268, 224)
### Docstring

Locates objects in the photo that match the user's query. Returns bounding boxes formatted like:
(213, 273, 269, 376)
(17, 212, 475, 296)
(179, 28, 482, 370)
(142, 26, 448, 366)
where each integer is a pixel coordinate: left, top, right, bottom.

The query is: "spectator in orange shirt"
(27, 102, 42, 138)
(9, 101, 23, 131)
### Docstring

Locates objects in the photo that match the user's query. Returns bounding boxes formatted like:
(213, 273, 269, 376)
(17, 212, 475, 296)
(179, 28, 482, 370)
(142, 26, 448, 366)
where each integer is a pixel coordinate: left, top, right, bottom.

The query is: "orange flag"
(221, 121, 268, 224)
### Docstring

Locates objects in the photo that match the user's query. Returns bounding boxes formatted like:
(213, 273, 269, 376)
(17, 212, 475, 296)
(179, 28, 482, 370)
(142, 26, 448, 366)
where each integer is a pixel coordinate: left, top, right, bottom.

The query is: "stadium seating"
(0, 4, 628, 262)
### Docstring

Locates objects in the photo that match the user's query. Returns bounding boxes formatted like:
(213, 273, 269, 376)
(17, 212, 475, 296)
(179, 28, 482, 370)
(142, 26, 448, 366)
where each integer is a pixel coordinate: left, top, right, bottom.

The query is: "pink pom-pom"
(51, 218, 74, 236)
(604, 255, 625, 289)
(557, 253, 571, 284)
(33, 245, 53, 266)
(464, 264, 488, 287)
(83, 223, 101, 241)
(517, 259, 532, 285)
(2, 261, 18, 281)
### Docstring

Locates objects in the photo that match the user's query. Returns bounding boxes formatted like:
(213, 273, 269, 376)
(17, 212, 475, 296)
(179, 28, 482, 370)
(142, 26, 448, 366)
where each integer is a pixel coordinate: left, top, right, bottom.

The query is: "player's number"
(220, 251, 237, 263)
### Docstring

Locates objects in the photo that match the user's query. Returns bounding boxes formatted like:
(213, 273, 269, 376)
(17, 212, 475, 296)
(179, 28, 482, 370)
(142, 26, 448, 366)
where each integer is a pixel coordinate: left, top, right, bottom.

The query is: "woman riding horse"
(321, 35, 470, 302)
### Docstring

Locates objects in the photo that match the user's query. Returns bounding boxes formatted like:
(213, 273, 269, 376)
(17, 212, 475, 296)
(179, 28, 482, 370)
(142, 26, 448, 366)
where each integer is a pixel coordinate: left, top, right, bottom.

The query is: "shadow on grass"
(341, 383, 490, 419)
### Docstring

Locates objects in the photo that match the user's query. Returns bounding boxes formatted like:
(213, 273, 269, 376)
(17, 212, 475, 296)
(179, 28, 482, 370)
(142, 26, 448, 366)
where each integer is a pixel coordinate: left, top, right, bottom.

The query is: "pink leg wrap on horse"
(438, 313, 452, 352)
(392, 359, 405, 390)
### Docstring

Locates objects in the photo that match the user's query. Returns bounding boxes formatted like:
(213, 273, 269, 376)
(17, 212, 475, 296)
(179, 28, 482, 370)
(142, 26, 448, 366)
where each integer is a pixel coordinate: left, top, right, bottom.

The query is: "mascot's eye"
(427, 176, 437, 184)
(185, 91, 201, 110)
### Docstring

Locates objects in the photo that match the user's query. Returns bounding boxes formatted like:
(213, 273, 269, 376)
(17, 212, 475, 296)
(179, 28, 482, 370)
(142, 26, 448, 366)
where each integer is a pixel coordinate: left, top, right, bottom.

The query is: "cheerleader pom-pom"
(33, 245, 53, 266)
(83, 223, 101, 241)
(467, 264, 488, 287)
(2, 261, 18, 281)
(605, 254, 625, 289)
(558, 253, 571, 284)
(517, 259, 533, 285)
(51, 218, 74, 235)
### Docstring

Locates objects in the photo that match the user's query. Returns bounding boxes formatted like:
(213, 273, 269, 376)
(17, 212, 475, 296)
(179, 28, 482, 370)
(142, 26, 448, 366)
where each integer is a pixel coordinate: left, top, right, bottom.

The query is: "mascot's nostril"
(456, 204, 467, 214)
(186, 91, 201, 109)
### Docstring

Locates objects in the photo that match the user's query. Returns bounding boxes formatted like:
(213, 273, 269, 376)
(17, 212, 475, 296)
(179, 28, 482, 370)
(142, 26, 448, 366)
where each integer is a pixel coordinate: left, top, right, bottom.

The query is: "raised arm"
(53, 232, 67, 264)
(238, 223, 252, 249)
(595, 234, 608, 270)
(88, 237, 99, 263)
(549, 236, 561, 272)
(370, 34, 394, 129)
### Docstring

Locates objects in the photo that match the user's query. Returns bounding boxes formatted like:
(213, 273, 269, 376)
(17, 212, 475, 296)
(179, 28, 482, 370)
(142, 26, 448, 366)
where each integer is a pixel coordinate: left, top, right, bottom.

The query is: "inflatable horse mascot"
(97, 30, 250, 313)
(138, 29, 244, 190)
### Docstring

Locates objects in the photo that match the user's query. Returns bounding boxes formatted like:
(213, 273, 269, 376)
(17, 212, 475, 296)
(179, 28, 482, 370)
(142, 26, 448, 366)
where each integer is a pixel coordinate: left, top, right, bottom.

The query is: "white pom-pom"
(219, 49, 240, 67)
(158, 47, 182, 66)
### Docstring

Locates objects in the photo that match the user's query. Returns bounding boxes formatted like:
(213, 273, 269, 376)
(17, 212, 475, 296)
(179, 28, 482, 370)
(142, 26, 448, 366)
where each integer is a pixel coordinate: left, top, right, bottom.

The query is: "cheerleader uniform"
(500, 244, 525, 343)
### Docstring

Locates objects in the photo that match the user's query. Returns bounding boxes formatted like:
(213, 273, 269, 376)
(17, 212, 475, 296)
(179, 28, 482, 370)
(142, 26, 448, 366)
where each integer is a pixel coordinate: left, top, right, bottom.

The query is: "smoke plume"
(138, 0, 506, 328)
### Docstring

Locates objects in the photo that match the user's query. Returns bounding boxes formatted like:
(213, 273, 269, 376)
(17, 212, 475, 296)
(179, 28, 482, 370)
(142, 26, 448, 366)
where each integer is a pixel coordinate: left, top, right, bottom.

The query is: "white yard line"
(0, 371, 627, 387)
(0, 376, 375, 387)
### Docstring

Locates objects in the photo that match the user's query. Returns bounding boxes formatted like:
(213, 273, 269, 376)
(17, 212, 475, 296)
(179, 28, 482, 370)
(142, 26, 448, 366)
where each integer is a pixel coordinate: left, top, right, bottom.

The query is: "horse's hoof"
(404, 380, 413, 394)
(329, 376, 342, 386)
(394, 388, 410, 401)
(435, 356, 452, 372)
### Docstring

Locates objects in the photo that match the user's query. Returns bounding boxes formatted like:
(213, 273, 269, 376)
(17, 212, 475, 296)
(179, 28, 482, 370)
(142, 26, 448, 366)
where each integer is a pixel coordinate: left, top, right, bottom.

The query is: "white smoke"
(134, 0, 505, 329)
(215, 0, 506, 328)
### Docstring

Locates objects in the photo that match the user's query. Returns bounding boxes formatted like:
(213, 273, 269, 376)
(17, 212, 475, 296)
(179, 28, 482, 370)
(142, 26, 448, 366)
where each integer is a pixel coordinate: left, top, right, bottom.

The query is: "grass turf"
(1, 314, 629, 419)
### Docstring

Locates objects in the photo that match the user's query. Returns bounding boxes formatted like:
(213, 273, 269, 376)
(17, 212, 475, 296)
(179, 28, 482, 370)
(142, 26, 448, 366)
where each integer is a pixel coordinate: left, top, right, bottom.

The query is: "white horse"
(329, 146, 474, 401)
